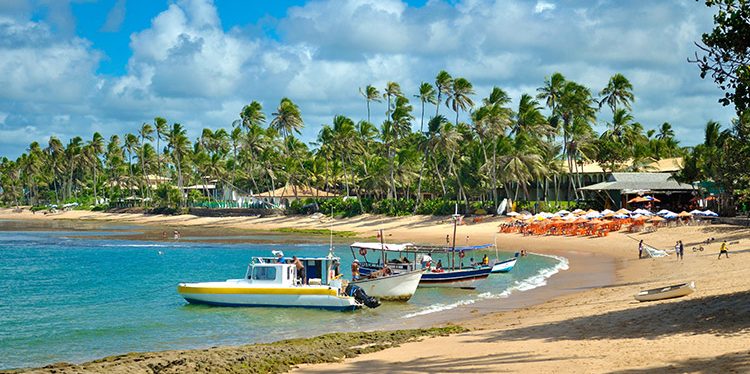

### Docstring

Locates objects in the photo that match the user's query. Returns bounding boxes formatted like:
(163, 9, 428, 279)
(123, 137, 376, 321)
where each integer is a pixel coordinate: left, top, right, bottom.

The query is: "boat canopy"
(350, 242, 493, 253)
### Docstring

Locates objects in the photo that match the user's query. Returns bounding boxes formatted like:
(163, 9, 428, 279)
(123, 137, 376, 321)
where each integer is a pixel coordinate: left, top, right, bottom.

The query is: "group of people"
(638, 238, 730, 260)
(272, 251, 307, 283)
(161, 230, 181, 240)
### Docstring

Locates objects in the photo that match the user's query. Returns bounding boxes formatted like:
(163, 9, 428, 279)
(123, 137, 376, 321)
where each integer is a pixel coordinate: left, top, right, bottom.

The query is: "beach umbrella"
(616, 208, 632, 214)
(614, 213, 629, 219)
(573, 217, 589, 224)
(600, 209, 615, 215)
(603, 212, 616, 218)
(572, 209, 585, 214)
(627, 196, 648, 203)
(585, 211, 603, 219)
(689, 209, 702, 215)
(550, 215, 563, 221)
(556, 209, 570, 216)
(633, 215, 648, 221)
(539, 212, 555, 218)
(633, 208, 652, 216)
(702, 210, 719, 217)
(656, 209, 676, 216)
(563, 214, 577, 220)
(648, 216, 665, 222)
(663, 212, 679, 219)
(677, 211, 692, 218)
(588, 218, 604, 225)
(506, 211, 520, 216)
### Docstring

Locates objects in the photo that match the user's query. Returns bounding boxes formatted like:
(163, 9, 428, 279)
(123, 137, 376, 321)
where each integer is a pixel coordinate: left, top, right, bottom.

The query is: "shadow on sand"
(609, 350, 750, 373)
(469, 290, 750, 344)
(312, 351, 582, 374)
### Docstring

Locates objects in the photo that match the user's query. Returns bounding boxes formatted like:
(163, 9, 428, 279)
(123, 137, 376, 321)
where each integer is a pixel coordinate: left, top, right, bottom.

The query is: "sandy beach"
(1, 208, 749, 373)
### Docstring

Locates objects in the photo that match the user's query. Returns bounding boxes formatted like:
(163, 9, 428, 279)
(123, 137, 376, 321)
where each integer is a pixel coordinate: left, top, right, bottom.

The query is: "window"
(252, 266, 277, 281)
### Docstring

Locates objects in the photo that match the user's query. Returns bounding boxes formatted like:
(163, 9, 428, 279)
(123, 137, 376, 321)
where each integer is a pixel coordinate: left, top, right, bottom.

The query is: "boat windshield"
(252, 266, 277, 281)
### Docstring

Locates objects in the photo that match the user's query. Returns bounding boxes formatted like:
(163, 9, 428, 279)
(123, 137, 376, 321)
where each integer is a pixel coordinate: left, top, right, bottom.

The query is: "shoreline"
(2, 209, 749, 372)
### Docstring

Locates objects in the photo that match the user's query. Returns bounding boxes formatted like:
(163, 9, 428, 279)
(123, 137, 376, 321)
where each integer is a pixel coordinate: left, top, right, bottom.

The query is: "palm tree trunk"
(413, 147, 429, 214)
(420, 101, 425, 133)
(431, 157, 447, 196)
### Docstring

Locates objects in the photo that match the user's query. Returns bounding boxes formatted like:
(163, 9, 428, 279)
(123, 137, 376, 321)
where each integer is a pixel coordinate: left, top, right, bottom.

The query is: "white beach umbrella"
(585, 211, 603, 219)
(539, 212, 554, 218)
(656, 209, 676, 216)
(572, 208, 585, 214)
(663, 212, 679, 219)
(633, 208, 652, 216)
(703, 210, 719, 217)
(600, 209, 614, 215)
(506, 211, 520, 217)
(556, 209, 570, 216)
(614, 213, 629, 219)
(689, 209, 703, 215)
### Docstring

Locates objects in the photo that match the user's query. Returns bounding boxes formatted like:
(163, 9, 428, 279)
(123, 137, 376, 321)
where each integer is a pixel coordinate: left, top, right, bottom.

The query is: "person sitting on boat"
(481, 254, 489, 266)
(469, 257, 476, 266)
(292, 256, 306, 284)
(402, 256, 410, 263)
(272, 250, 285, 263)
(435, 259, 443, 270)
(351, 259, 360, 280)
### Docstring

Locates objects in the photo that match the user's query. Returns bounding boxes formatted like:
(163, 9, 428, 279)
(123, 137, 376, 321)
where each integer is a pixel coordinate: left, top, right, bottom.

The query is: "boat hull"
(491, 258, 517, 273)
(177, 282, 360, 311)
(634, 281, 695, 302)
(352, 269, 423, 301)
(419, 267, 492, 289)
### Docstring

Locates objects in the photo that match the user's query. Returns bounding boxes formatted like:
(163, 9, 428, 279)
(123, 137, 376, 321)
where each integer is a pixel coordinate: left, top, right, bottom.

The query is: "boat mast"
(452, 203, 458, 270)
(379, 228, 386, 266)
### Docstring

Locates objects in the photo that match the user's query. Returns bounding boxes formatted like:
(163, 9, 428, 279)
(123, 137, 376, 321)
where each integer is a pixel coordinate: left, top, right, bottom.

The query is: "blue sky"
(0, 0, 736, 158)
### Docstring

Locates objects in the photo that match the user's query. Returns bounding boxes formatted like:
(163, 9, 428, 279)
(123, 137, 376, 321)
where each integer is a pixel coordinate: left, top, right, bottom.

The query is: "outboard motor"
(345, 284, 381, 308)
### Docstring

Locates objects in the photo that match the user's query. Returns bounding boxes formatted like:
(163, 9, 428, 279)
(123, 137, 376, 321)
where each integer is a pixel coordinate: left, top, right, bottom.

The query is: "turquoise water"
(0, 227, 565, 369)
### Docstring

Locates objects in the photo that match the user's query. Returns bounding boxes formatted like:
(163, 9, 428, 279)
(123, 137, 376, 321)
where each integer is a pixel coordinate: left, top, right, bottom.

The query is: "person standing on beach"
(674, 241, 680, 259)
(679, 241, 684, 260)
(718, 241, 729, 259)
(446, 234, 450, 245)
(638, 240, 644, 259)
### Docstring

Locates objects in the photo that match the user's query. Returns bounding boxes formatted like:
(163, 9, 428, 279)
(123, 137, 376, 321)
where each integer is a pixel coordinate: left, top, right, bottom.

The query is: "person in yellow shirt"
(718, 241, 729, 259)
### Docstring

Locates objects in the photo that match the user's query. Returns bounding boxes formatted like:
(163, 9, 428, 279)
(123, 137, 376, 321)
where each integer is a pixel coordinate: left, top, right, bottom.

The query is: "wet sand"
(2, 208, 749, 373)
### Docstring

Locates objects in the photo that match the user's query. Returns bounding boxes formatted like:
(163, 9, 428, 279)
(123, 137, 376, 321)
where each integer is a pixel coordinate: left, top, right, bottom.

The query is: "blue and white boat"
(350, 242, 494, 289)
(490, 257, 517, 273)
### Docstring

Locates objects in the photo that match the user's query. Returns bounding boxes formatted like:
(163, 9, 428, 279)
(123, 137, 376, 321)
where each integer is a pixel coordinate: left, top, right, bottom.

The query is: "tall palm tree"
(414, 82, 437, 132)
(657, 122, 675, 140)
(359, 85, 381, 124)
(383, 82, 402, 121)
(64, 137, 83, 200)
(138, 123, 154, 203)
(45, 136, 64, 204)
(85, 132, 104, 205)
(167, 124, 190, 206)
(599, 73, 635, 113)
(154, 117, 168, 178)
(446, 77, 475, 127)
(124, 133, 138, 198)
(270, 97, 306, 198)
(434, 70, 453, 118)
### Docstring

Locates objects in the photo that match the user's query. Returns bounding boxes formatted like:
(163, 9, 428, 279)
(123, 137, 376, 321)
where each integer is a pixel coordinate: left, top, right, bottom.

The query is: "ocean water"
(0, 227, 566, 369)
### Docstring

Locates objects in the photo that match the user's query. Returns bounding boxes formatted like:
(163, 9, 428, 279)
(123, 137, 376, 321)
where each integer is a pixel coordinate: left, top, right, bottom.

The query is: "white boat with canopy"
(350, 242, 494, 289)
(178, 254, 380, 311)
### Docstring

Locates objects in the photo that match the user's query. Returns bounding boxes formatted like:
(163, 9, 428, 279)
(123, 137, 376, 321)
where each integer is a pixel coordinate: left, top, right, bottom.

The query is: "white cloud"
(0, 0, 739, 158)
(534, 1, 555, 14)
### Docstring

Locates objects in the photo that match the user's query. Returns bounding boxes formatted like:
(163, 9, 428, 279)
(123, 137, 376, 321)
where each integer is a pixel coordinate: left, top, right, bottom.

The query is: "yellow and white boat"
(178, 255, 374, 311)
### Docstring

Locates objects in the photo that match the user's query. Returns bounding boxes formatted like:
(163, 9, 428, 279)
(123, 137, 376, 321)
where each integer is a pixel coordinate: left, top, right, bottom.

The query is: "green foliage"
(372, 198, 415, 216)
(415, 199, 456, 215)
(154, 184, 181, 208)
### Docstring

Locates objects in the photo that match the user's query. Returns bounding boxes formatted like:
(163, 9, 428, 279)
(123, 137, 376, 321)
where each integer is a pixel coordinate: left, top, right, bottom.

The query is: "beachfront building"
(256, 184, 339, 208)
(579, 172, 696, 210)
(514, 157, 686, 207)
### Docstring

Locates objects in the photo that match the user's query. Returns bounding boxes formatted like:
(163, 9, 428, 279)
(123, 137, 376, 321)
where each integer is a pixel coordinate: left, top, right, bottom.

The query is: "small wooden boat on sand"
(490, 257, 517, 273)
(634, 281, 695, 302)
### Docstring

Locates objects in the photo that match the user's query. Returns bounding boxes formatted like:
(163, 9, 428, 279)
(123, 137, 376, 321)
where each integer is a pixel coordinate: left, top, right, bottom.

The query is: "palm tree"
(64, 137, 83, 200)
(359, 85, 381, 123)
(383, 82, 402, 121)
(414, 82, 437, 132)
(446, 77, 475, 126)
(124, 133, 138, 198)
(657, 122, 675, 140)
(45, 137, 64, 204)
(154, 117, 168, 178)
(537, 72, 566, 114)
(138, 122, 154, 203)
(270, 97, 306, 199)
(167, 124, 190, 206)
(599, 73, 635, 113)
(434, 70, 453, 118)
(85, 132, 104, 205)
